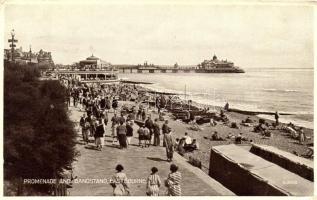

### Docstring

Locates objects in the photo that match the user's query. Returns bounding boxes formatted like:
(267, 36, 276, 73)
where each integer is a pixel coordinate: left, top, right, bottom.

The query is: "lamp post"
(8, 29, 18, 62)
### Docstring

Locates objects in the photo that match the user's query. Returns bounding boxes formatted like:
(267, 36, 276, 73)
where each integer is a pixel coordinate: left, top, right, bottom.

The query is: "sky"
(3, 2, 314, 68)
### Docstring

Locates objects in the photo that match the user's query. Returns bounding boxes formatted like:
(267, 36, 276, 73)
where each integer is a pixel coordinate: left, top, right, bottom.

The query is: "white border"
(0, 0, 315, 199)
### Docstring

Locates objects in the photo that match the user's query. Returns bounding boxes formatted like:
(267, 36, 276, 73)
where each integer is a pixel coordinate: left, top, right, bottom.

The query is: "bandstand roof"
(86, 54, 99, 60)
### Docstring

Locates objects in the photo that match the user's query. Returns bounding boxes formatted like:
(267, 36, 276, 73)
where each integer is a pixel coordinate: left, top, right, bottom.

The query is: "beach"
(115, 93, 313, 175)
(119, 68, 314, 129)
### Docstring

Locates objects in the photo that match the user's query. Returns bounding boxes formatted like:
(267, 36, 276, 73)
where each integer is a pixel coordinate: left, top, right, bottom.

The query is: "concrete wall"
(209, 147, 287, 196)
(250, 144, 314, 181)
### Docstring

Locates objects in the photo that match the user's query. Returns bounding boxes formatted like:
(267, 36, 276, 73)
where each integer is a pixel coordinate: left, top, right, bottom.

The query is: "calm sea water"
(119, 68, 314, 129)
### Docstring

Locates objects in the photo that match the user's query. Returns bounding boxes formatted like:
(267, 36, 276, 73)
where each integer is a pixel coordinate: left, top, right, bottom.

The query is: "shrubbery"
(4, 61, 77, 195)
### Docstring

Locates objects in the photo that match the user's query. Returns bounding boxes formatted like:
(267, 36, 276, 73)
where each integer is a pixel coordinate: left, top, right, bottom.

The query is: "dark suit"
(153, 122, 160, 146)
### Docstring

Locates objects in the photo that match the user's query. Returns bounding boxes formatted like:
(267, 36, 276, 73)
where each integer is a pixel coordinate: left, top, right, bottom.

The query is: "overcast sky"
(4, 3, 313, 68)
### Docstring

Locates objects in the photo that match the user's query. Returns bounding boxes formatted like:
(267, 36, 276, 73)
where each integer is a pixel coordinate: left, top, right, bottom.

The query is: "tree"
(4, 62, 77, 195)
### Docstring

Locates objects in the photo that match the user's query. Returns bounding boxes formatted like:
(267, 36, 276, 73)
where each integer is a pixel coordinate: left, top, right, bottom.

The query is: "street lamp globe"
(11, 29, 15, 37)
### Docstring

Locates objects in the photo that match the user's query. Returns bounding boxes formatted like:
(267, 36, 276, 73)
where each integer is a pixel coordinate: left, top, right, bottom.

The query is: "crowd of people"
(62, 76, 312, 196)
(282, 122, 308, 145)
(65, 80, 201, 161)
(62, 80, 191, 196)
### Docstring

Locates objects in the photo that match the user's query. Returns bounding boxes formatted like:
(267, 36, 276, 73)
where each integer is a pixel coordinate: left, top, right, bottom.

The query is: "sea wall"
(209, 146, 287, 196)
(250, 144, 314, 181)
(208, 144, 314, 196)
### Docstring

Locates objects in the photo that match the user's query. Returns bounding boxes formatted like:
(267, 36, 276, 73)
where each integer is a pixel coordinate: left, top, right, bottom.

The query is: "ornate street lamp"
(11, 29, 15, 37)
(8, 29, 18, 61)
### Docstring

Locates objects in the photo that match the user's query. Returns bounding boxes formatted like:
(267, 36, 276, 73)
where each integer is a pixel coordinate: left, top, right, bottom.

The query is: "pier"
(113, 63, 196, 73)
(115, 66, 243, 73)
(118, 67, 196, 73)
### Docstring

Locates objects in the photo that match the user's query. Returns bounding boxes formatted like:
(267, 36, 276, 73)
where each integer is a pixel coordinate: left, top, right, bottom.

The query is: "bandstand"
(57, 69, 119, 84)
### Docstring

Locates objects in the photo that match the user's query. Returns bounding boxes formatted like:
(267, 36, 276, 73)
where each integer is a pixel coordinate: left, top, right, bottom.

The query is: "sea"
(119, 68, 314, 129)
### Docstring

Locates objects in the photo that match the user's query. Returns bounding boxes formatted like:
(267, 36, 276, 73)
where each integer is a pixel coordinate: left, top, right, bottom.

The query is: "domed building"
(79, 54, 111, 70)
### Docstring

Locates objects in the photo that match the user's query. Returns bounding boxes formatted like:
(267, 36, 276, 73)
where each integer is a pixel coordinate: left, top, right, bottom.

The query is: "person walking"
(82, 118, 90, 145)
(165, 164, 182, 196)
(162, 120, 171, 147)
(110, 164, 130, 196)
(89, 115, 96, 138)
(119, 113, 126, 124)
(111, 113, 119, 144)
(102, 110, 109, 126)
(153, 119, 161, 146)
(100, 96, 106, 110)
(117, 121, 127, 149)
(146, 167, 161, 196)
(144, 126, 151, 147)
(79, 114, 86, 142)
(105, 96, 111, 112)
(66, 91, 71, 107)
(164, 130, 174, 162)
(112, 99, 118, 114)
(95, 120, 105, 151)
(73, 92, 77, 107)
(126, 121, 134, 146)
(138, 125, 146, 147)
(145, 116, 154, 144)
(142, 109, 147, 121)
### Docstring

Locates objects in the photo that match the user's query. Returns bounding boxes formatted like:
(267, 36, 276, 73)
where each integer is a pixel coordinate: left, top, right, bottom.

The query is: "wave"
(143, 84, 309, 112)
(262, 88, 299, 93)
(140, 83, 313, 128)
(142, 84, 184, 95)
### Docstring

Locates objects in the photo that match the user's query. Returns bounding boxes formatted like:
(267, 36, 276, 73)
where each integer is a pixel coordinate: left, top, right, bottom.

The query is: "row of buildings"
(4, 46, 54, 68)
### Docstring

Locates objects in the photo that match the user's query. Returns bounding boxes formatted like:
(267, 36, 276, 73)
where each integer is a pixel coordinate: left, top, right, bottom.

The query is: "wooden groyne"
(227, 108, 292, 116)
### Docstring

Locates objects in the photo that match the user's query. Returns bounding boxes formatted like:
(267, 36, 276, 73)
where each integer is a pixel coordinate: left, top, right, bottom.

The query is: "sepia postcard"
(1, 0, 315, 198)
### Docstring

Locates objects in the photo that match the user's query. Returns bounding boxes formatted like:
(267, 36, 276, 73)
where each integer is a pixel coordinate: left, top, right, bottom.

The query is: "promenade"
(67, 106, 234, 196)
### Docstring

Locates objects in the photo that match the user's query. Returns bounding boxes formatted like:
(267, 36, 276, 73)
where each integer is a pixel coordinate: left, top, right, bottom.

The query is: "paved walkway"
(68, 106, 234, 196)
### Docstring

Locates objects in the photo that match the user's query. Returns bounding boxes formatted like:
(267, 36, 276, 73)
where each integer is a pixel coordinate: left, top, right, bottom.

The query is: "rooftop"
(86, 54, 99, 60)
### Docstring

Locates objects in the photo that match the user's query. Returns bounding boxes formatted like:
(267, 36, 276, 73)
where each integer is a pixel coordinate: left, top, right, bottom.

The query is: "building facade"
(4, 47, 54, 67)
